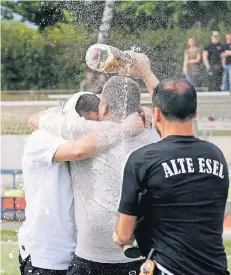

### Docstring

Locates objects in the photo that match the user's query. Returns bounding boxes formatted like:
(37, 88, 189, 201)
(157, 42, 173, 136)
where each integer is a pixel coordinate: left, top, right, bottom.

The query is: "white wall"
(1, 135, 27, 169)
(1, 135, 27, 189)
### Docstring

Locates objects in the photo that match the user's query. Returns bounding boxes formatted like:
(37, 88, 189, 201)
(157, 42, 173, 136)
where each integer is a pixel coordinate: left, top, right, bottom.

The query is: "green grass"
(1, 230, 231, 274)
(1, 243, 20, 275)
(1, 231, 20, 275)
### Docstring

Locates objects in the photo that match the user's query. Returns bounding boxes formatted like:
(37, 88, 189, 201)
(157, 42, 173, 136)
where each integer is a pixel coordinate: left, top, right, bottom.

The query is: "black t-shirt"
(224, 43, 231, 65)
(204, 43, 225, 66)
(119, 136, 229, 275)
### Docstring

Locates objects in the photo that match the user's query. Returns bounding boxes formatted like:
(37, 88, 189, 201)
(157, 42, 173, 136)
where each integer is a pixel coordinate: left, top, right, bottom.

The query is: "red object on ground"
(224, 215, 231, 230)
(2, 197, 26, 210)
(208, 116, 215, 122)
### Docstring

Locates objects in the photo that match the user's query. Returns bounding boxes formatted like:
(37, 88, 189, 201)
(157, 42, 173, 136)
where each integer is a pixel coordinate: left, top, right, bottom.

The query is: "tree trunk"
(97, 0, 115, 44)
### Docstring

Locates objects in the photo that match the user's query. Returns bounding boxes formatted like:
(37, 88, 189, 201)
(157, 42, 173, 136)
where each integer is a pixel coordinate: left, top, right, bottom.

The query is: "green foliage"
(1, 23, 96, 90)
(115, 1, 231, 30)
(1, 20, 230, 90)
(1, 1, 68, 31)
(2, 1, 230, 33)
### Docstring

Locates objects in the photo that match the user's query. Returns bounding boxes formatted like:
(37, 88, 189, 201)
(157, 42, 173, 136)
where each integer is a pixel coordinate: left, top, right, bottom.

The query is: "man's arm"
(53, 113, 145, 162)
(183, 52, 188, 75)
(225, 50, 231, 56)
(127, 53, 159, 98)
(114, 150, 146, 246)
(143, 71, 160, 98)
(28, 107, 61, 131)
(203, 50, 210, 71)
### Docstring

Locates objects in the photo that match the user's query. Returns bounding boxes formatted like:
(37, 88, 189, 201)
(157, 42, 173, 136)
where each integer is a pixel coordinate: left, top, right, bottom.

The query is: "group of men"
(18, 53, 230, 275)
(203, 31, 231, 91)
(183, 31, 231, 91)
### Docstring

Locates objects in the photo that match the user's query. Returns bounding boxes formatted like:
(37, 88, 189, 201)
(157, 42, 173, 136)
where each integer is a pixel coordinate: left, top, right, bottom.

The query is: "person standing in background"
(94, 74, 106, 94)
(222, 32, 231, 91)
(79, 71, 96, 92)
(203, 31, 225, 91)
(183, 38, 201, 86)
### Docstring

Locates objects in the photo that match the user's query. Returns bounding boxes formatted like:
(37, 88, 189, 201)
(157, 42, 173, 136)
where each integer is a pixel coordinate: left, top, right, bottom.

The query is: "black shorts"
(19, 254, 67, 275)
(66, 255, 144, 275)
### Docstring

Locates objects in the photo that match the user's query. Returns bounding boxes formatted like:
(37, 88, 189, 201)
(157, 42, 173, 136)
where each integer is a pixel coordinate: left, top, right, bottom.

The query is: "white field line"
(1, 241, 17, 245)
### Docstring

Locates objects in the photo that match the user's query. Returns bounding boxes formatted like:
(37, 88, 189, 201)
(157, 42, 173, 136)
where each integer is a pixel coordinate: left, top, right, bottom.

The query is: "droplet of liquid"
(8, 253, 13, 259)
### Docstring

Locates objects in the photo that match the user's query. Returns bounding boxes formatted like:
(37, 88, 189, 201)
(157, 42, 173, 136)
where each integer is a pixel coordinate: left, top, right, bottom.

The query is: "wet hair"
(101, 76, 140, 120)
(152, 79, 197, 122)
(75, 94, 100, 116)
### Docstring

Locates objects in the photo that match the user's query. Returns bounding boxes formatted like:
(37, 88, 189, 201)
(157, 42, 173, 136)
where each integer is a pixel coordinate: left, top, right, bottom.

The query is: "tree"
(97, 0, 115, 43)
(2, 1, 231, 32)
(1, 1, 68, 31)
(115, 1, 231, 30)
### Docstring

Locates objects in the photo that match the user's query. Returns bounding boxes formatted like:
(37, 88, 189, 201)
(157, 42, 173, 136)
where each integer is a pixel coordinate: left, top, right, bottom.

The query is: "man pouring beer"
(114, 55, 230, 275)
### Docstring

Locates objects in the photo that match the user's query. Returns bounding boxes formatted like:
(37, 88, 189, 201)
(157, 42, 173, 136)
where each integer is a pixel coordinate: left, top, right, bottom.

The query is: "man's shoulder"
(129, 138, 163, 159)
(223, 43, 230, 50)
(200, 139, 226, 158)
(204, 43, 212, 50)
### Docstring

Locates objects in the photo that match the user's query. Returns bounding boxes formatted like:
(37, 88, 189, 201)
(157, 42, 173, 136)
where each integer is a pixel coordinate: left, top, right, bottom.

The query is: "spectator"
(222, 32, 231, 91)
(183, 38, 201, 86)
(95, 74, 106, 94)
(79, 72, 95, 92)
(203, 31, 225, 91)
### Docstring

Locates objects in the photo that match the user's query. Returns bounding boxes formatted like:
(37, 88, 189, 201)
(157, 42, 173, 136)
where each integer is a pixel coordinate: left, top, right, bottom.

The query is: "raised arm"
(127, 52, 159, 98)
(53, 113, 145, 162)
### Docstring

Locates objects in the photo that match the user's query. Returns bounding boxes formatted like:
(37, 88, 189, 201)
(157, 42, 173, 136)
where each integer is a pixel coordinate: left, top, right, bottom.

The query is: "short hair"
(75, 94, 100, 116)
(152, 79, 197, 122)
(101, 76, 140, 120)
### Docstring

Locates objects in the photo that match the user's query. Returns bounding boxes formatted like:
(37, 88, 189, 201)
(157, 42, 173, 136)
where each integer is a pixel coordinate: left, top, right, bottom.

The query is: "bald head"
(101, 76, 140, 120)
(152, 79, 197, 122)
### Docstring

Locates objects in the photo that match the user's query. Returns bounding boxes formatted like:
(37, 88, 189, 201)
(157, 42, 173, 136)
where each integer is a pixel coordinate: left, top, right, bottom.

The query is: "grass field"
(1, 230, 231, 275)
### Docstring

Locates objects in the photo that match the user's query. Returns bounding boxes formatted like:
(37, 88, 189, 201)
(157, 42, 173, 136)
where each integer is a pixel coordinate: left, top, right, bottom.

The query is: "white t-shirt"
(18, 130, 76, 270)
(38, 112, 160, 263)
(61, 119, 159, 263)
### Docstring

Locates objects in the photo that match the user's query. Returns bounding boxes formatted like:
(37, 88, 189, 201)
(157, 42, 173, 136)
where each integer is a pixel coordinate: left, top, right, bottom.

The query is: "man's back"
(19, 130, 76, 270)
(70, 121, 152, 263)
(125, 135, 229, 275)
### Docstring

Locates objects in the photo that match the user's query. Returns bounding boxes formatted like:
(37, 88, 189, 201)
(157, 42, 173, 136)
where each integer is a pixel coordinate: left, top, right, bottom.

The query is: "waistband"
(73, 255, 144, 269)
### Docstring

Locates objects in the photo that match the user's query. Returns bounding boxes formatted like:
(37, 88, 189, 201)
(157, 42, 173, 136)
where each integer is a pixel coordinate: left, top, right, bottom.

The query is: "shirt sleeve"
(118, 149, 146, 216)
(204, 44, 210, 51)
(24, 130, 67, 165)
(39, 111, 65, 136)
(221, 44, 226, 52)
(61, 115, 110, 140)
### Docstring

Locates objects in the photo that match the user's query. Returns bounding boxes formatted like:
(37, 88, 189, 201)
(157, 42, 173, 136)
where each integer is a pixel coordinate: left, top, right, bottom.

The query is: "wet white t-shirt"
(39, 112, 160, 263)
(18, 130, 76, 270)
(65, 120, 159, 263)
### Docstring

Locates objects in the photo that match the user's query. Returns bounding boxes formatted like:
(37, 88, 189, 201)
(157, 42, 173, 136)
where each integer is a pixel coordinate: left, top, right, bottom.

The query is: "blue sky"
(1, 5, 38, 29)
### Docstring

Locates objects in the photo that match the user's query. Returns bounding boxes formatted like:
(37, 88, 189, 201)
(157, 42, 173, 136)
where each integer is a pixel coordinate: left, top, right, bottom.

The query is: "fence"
(0, 169, 25, 221)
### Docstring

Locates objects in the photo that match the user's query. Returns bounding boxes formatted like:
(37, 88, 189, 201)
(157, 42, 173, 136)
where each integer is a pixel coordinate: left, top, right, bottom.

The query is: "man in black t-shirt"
(222, 32, 231, 91)
(203, 31, 225, 91)
(113, 63, 229, 274)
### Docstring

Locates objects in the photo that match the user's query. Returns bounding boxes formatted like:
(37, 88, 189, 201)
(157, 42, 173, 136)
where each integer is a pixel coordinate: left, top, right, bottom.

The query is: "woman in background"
(183, 38, 201, 86)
